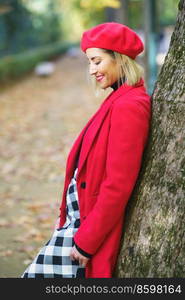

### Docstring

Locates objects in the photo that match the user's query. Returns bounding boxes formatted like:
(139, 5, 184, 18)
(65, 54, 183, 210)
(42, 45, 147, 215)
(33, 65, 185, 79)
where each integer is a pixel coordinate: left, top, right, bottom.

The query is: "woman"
(22, 22, 151, 278)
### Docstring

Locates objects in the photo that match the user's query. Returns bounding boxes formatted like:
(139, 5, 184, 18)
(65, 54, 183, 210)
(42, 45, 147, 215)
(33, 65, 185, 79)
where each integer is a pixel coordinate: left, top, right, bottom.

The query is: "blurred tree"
(0, 0, 33, 54)
(60, 0, 120, 41)
(97, 0, 179, 29)
(0, 0, 62, 56)
(73, 0, 120, 27)
(143, 0, 158, 94)
(158, 0, 179, 26)
(24, 0, 62, 46)
(115, 0, 185, 277)
(118, 0, 129, 24)
(128, 0, 143, 28)
(60, 0, 179, 43)
(105, 0, 129, 23)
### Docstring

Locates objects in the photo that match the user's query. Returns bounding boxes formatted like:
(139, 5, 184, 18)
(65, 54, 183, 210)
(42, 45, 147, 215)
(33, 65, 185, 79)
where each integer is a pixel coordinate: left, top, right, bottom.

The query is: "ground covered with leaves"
(0, 52, 110, 277)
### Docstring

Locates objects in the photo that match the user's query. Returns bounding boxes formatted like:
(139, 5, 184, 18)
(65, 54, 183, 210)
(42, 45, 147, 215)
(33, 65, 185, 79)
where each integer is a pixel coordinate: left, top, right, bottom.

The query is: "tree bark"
(115, 0, 185, 277)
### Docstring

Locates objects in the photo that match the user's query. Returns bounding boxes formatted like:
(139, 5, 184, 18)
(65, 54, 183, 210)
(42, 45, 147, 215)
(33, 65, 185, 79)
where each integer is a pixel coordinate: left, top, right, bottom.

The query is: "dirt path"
(0, 51, 111, 277)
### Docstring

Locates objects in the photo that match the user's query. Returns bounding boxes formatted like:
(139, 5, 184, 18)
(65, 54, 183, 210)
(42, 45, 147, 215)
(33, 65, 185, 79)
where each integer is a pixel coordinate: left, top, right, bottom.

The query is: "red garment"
(59, 80, 151, 278)
(81, 22, 144, 59)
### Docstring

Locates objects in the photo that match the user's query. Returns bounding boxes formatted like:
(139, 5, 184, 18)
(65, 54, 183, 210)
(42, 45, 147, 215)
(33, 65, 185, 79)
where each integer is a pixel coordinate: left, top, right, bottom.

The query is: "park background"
(0, 0, 180, 277)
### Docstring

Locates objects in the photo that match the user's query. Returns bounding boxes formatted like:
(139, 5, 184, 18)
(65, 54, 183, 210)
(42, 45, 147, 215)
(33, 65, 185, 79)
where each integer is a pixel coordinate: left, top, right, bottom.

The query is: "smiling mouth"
(96, 75, 104, 82)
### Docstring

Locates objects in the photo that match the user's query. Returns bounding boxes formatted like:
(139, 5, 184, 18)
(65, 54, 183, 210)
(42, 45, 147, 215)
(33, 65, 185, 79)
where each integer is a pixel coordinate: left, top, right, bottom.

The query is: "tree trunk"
(115, 0, 185, 277)
(105, 0, 129, 23)
(115, 0, 129, 25)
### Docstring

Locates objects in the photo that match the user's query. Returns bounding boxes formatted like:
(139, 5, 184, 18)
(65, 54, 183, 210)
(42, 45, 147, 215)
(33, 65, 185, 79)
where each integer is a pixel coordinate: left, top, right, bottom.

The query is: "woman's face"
(86, 48, 119, 89)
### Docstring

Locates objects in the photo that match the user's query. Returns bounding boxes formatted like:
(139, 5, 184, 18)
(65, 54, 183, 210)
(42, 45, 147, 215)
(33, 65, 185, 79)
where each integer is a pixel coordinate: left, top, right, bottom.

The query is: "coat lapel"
(65, 97, 111, 180)
(77, 97, 113, 174)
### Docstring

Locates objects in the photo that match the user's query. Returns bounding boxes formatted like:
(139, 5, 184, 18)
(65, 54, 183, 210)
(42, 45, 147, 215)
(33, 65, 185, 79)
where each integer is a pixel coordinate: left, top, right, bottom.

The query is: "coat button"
(80, 182, 86, 189)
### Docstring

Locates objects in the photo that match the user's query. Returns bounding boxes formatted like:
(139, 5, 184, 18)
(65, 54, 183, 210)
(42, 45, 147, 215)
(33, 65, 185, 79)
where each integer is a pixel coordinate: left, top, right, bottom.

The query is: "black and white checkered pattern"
(21, 168, 85, 278)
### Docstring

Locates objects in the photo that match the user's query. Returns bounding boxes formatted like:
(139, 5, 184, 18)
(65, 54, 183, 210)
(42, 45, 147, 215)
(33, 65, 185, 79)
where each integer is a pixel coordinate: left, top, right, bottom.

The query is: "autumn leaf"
(0, 250, 13, 257)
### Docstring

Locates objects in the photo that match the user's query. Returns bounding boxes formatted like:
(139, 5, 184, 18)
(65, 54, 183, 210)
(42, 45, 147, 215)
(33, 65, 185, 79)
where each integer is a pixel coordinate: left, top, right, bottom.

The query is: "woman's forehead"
(86, 48, 106, 59)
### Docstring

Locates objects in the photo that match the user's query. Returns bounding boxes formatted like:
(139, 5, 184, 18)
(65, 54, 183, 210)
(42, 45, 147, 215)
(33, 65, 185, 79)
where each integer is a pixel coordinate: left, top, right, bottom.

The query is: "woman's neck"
(111, 77, 125, 90)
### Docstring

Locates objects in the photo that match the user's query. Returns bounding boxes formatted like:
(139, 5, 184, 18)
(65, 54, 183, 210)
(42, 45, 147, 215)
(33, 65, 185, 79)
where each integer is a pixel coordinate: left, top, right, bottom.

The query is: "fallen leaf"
(0, 219, 9, 227)
(0, 250, 13, 257)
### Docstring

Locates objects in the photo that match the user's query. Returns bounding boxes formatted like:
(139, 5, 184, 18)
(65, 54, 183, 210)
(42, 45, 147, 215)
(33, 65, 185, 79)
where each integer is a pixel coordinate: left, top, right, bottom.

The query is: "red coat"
(59, 79, 151, 278)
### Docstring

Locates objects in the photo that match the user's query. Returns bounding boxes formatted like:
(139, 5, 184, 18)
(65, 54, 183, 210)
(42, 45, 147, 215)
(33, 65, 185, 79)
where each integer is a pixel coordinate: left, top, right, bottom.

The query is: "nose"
(89, 63, 97, 76)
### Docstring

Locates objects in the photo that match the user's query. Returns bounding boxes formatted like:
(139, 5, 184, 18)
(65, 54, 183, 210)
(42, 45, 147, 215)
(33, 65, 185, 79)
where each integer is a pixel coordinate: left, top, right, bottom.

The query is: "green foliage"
(124, 0, 179, 29)
(0, 41, 74, 82)
(0, 0, 179, 57)
(0, 0, 62, 57)
(157, 0, 179, 26)
(128, 0, 143, 28)
(61, 0, 121, 41)
(79, 0, 120, 9)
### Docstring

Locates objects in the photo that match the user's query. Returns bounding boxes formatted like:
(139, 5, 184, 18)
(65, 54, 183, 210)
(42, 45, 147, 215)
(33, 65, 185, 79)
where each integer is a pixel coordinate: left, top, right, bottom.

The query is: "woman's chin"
(98, 82, 110, 90)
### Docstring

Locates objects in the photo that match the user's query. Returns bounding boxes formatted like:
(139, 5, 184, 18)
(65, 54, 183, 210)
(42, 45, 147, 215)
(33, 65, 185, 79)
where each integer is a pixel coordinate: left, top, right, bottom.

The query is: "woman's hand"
(70, 245, 89, 267)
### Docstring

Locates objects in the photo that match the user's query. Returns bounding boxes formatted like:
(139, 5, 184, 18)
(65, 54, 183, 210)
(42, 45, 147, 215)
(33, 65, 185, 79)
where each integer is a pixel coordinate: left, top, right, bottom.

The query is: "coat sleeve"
(74, 99, 151, 255)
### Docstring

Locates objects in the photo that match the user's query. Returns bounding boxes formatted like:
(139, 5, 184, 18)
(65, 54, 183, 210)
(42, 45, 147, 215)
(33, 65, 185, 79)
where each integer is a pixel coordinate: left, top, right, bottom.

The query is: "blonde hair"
(87, 49, 144, 96)
(113, 51, 144, 86)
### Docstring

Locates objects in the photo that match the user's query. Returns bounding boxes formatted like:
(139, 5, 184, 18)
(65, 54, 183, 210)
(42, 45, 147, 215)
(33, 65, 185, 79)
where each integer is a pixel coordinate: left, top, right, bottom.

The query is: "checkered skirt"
(21, 168, 85, 278)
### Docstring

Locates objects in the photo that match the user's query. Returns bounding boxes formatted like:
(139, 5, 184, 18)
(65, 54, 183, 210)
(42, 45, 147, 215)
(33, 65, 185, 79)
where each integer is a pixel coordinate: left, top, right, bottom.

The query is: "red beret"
(81, 22, 144, 59)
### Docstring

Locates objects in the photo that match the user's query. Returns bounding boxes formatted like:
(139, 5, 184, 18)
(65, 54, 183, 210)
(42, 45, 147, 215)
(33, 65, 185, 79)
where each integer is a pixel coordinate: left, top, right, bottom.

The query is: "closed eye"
(88, 60, 101, 66)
